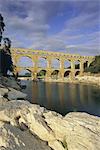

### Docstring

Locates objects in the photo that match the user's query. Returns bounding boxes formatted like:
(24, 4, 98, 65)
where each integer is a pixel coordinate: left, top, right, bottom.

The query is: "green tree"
(0, 14, 5, 46)
(85, 56, 100, 73)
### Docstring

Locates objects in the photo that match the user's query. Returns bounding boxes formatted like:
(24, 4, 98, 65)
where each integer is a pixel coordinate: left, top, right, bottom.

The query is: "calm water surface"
(24, 81, 100, 116)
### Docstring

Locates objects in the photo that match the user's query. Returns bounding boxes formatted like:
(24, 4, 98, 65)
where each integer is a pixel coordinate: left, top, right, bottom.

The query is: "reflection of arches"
(64, 60, 71, 69)
(17, 56, 33, 67)
(18, 69, 32, 77)
(51, 70, 60, 79)
(75, 60, 80, 69)
(37, 70, 46, 78)
(51, 59, 60, 69)
(38, 57, 47, 68)
(64, 71, 71, 78)
(75, 71, 80, 76)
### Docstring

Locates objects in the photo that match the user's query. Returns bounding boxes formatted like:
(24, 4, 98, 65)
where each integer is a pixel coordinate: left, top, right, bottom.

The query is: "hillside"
(85, 55, 100, 73)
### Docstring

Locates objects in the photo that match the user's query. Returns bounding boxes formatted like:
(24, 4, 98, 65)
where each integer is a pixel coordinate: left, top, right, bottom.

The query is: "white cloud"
(0, 0, 100, 56)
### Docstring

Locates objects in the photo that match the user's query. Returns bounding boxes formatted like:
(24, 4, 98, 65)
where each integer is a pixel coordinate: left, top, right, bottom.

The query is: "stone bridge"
(11, 48, 95, 80)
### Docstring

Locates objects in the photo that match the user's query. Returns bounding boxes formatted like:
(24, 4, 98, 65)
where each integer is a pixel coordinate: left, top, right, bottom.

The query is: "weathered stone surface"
(8, 88, 27, 100)
(0, 121, 51, 150)
(0, 75, 100, 150)
(0, 100, 100, 150)
(0, 88, 8, 97)
(0, 84, 5, 88)
(0, 97, 8, 106)
(0, 76, 21, 90)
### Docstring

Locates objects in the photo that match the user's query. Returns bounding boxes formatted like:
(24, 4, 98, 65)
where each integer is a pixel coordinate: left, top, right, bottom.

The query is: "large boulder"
(8, 88, 27, 100)
(0, 76, 21, 90)
(0, 100, 100, 150)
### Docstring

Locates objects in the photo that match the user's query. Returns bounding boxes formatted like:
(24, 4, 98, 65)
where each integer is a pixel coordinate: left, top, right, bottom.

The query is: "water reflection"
(25, 81, 100, 116)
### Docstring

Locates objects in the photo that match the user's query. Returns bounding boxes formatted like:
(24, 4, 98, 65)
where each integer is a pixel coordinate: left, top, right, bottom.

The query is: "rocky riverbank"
(76, 75, 100, 86)
(45, 75, 100, 87)
(0, 76, 100, 150)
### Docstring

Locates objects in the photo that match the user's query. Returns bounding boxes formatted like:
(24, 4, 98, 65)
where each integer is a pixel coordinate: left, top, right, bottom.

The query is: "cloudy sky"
(0, 0, 100, 56)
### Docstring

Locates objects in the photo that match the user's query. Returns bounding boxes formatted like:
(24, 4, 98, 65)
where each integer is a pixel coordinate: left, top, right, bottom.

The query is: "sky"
(0, 0, 100, 56)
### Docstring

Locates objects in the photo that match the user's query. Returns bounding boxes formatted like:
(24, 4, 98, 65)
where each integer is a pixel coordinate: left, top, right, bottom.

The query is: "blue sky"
(0, 0, 100, 56)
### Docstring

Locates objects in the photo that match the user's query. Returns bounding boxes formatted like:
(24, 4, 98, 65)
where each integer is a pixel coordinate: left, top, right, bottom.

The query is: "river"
(23, 81, 100, 116)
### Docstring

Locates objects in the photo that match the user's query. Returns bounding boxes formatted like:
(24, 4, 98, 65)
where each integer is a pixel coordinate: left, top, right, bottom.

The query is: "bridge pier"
(60, 59, 64, 80)
(45, 70, 52, 80)
(71, 61, 75, 79)
(45, 58, 52, 80)
(80, 61, 84, 76)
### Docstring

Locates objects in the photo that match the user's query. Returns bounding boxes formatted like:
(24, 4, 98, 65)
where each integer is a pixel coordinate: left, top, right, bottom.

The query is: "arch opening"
(18, 69, 32, 77)
(38, 57, 47, 68)
(17, 56, 34, 67)
(84, 61, 88, 69)
(75, 60, 80, 69)
(64, 60, 71, 69)
(75, 71, 80, 76)
(37, 70, 46, 79)
(64, 71, 71, 78)
(51, 59, 60, 69)
(51, 70, 59, 79)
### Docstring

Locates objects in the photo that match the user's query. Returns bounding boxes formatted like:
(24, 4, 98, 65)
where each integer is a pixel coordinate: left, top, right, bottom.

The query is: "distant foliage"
(85, 56, 100, 73)
(0, 14, 5, 45)
(0, 14, 14, 77)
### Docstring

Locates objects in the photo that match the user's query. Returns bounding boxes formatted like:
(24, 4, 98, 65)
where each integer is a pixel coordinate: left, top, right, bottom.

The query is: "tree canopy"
(0, 14, 5, 45)
(85, 56, 100, 73)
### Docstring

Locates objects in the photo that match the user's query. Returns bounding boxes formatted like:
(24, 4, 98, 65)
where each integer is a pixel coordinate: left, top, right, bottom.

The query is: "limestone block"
(0, 76, 21, 90)
(0, 88, 8, 97)
(8, 88, 27, 100)
(0, 122, 51, 150)
(0, 97, 8, 106)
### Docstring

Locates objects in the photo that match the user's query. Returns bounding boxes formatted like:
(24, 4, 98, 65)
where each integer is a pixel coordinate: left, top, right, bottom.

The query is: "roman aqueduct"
(11, 48, 95, 80)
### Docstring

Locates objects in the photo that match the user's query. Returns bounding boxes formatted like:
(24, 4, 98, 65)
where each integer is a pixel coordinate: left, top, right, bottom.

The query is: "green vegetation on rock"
(85, 56, 100, 73)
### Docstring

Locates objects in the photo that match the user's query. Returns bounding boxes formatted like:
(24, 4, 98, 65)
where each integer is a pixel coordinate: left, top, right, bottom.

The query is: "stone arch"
(84, 61, 88, 69)
(75, 71, 80, 76)
(18, 69, 32, 77)
(51, 70, 60, 79)
(17, 56, 34, 67)
(75, 60, 80, 69)
(51, 58, 60, 69)
(64, 60, 71, 69)
(64, 70, 71, 78)
(37, 69, 47, 79)
(38, 57, 47, 68)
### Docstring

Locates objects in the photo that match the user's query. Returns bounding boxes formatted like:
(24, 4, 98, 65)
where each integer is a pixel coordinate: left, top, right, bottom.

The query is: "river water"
(23, 81, 100, 116)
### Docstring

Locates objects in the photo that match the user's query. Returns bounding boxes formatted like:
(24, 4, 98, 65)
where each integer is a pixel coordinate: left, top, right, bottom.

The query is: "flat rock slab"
(8, 88, 27, 100)
(0, 88, 8, 97)
(0, 76, 21, 90)
(0, 122, 51, 150)
(0, 97, 8, 105)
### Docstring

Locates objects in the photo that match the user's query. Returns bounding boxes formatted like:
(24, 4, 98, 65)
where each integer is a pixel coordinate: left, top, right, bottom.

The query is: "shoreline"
(0, 76, 100, 150)
(43, 75, 100, 87)
(18, 75, 100, 87)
